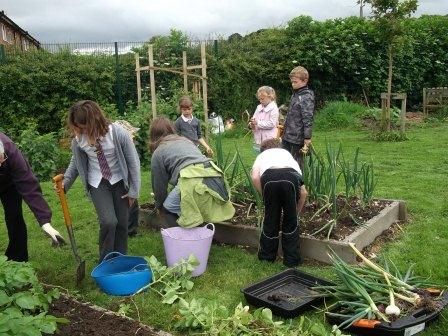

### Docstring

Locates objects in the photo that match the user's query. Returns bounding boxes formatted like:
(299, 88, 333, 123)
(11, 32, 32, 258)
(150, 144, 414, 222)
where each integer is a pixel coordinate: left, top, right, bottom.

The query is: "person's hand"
(205, 146, 214, 157)
(54, 181, 64, 194)
(250, 118, 257, 128)
(121, 194, 135, 207)
(301, 139, 312, 154)
(42, 223, 66, 246)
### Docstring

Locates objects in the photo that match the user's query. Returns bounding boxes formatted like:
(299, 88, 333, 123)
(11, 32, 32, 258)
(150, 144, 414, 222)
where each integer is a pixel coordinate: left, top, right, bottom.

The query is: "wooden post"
(148, 45, 157, 118)
(201, 43, 208, 126)
(182, 51, 188, 92)
(422, 88, 427, 115)
(400, 94, 407, 133)
(135, 53, 142, 105)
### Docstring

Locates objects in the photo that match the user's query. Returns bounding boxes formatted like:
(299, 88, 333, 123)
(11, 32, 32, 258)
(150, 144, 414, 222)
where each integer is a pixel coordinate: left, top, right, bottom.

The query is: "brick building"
(0, 10, 40, 50)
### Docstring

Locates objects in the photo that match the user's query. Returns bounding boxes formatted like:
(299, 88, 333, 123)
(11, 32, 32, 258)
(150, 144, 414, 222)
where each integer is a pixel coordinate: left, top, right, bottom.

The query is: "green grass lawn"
(1, 122, 448, 335)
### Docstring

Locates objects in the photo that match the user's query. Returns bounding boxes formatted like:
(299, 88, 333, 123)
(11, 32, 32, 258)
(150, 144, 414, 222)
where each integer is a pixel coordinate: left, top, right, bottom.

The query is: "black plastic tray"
(241, 268, 333, 318)
(327, 291, 448, 336)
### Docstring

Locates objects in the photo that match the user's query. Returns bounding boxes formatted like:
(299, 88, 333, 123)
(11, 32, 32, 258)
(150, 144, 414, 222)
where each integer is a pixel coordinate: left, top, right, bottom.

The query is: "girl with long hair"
(61, 100, 141, 261)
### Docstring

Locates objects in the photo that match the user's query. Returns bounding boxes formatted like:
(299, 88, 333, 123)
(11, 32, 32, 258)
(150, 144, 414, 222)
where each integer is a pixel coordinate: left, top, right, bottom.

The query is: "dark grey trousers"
(281, 140, 305, 172)
(1, 184, 28, 262)
(90, 179, 129, 261)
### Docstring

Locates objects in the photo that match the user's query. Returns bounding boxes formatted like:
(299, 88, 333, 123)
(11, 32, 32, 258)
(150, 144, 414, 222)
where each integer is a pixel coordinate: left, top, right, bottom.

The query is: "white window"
(1, 24, 14, 44)
(22, 38, 29, 51)
(1, 24, 6, 42)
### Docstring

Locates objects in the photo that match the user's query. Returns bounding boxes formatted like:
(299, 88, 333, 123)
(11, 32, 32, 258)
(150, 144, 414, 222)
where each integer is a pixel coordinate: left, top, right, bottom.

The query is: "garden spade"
(53, 174, 86, 284)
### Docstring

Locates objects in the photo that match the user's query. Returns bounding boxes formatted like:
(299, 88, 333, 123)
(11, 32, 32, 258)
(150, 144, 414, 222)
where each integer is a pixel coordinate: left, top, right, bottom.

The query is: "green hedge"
(0, 15, 446, 134)
(208, 15, 448, 119)
(0, 50, 116, 135)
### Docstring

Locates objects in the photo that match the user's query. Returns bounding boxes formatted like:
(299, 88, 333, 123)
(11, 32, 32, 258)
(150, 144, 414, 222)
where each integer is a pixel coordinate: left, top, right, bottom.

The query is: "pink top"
(252, 101, 279, 145)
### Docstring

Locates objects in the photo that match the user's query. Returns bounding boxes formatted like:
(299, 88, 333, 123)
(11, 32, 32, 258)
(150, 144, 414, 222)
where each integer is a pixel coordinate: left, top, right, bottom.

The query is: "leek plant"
(303, 147, 326, 201)
(303, 143, 378, 239)
(314, 245, 443, 329)
(324, 143, 341, 221)
(359, 162, 377, 205)
(214, 132, 264, 225)
(339, 147, 361, 199)
(236, 147, 264, 226)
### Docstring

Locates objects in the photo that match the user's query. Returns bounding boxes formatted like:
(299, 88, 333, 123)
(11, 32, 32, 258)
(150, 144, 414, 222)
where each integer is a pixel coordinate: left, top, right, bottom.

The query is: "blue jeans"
(163, 185, 181, 215)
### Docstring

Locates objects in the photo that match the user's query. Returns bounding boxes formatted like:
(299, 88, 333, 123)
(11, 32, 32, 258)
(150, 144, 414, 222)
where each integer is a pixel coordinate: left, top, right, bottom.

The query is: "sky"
(2, 0, 447, 43)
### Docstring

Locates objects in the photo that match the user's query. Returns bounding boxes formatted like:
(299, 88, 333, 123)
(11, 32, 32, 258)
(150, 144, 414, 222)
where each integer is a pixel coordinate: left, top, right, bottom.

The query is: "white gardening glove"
(42, 223, 66, 246)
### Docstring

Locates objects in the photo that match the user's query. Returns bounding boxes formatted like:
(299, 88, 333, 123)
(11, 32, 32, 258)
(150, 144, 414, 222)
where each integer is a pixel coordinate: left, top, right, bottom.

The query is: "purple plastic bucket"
(161, 223, 215, 277)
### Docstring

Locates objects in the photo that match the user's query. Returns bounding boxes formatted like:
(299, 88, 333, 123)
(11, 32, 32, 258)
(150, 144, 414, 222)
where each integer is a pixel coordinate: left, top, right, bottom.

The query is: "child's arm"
(195, 118, 213, 156)
(301, 95, 314, 146)
(198, 137, 213, 157)
(255, 105, 279, 130)
(174, 118, 182, 135)
(297, 185, 308, 214)
(251, 163, 262, 194)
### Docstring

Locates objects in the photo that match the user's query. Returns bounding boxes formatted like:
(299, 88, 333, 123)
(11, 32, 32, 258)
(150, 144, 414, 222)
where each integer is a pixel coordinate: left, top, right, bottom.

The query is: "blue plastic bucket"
(91, 252, 152, 296)
(161, 223, 215, 277)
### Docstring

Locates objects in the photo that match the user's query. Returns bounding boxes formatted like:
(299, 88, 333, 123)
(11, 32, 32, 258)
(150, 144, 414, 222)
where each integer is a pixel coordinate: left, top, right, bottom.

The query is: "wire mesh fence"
(40, 41, 145, 55)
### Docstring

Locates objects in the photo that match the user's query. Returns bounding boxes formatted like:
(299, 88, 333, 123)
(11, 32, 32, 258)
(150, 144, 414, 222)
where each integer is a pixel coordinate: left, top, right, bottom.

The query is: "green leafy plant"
(17, 123, 61, 181)
(314, 101, 367, 130)
(0, 256, 68, 335)
(135, 254, 199, 304)
(176, 298, 348, 335)
(116, 302, 133, 317)
(370, 130, 409, 142)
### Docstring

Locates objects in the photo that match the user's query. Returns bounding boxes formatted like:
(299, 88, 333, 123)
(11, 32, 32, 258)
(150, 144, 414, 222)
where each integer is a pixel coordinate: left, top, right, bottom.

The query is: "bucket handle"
(102, 251, 124, 261)
(160, 228, 175, 239)
(130, 264, 148, 272)
(134, 263, 154, 296)
(161, 223, 215, 238)
(206, 223, 215, 233)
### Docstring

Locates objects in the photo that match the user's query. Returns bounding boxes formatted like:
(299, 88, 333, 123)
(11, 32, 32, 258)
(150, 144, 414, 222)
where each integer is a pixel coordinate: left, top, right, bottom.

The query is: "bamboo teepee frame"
(135, 42, 208, 122)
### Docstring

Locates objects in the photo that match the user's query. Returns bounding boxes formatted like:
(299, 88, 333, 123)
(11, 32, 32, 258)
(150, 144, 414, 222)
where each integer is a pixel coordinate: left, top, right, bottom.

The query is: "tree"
(363, 0, 418, 131)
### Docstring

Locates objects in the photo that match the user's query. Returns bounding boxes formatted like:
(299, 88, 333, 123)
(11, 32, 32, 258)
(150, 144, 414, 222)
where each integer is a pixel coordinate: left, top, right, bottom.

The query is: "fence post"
(0, 45, 6, 64)
(114, 42, 124, 114)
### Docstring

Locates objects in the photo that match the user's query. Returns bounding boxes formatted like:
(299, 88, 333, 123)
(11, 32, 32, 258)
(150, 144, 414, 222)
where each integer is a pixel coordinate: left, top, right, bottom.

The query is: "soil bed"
(229, 196, 392, 240)
(49, 295, 170, 336)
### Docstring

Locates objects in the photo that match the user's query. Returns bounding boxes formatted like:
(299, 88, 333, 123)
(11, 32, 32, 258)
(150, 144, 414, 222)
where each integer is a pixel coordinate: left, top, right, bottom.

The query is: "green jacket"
(177, 162, 235, 228)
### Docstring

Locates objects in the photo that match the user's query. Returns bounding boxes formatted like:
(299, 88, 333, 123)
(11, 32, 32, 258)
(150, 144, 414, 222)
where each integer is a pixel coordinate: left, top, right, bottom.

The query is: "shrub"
(425, 105, 448, 123)
(56, 148, 72, 174)
(370, 130, 408, 142)
(314, 101, 367, 130)
(17, 123, 60, 181)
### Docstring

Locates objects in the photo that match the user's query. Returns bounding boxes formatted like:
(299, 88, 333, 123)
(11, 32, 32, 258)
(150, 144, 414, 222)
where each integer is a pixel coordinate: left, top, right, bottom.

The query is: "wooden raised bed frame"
(139, 200, 406, 264)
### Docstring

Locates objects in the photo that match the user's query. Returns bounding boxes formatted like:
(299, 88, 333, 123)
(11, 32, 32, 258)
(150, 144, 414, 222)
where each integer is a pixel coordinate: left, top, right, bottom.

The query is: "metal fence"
(40, 41, 145, 55)
(39, 40, 217, 55)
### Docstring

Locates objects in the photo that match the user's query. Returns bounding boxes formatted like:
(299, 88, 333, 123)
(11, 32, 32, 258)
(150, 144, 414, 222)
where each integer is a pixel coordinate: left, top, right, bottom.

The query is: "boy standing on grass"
(174, 96, 214, 157)
(282, 66, 315, 171)
(251, 138, 308, 268)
